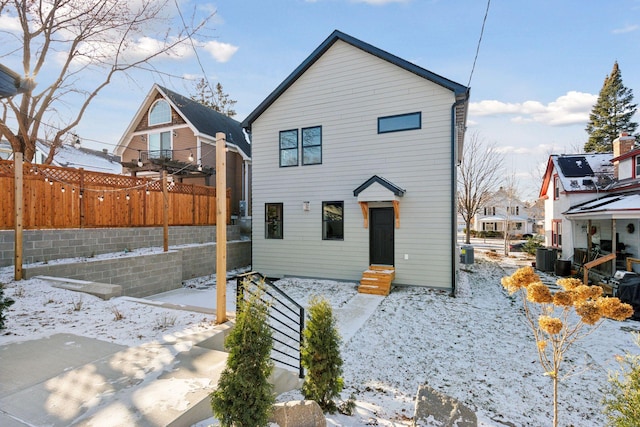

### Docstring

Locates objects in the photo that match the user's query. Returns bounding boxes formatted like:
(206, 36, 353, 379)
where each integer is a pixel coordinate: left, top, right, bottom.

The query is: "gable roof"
(539, 153, 613, 197)
(241, 30, 469, 132)
(116, 84, 250, 159)
(157, 86, 250, 158)
(353, 175, 405, 197)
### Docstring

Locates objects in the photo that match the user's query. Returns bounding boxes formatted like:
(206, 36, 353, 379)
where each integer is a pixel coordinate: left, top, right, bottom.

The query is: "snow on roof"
(36, 141, 122, 174)
(552, 153, 613, 192)
(564, 193, 640, 216)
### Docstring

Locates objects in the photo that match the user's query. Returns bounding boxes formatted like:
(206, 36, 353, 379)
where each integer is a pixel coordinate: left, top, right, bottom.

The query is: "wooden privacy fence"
(0, 159, 230, 229)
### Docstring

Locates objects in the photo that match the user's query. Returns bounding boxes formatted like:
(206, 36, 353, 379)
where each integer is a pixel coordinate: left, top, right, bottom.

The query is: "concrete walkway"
(0, 284, 384, 426)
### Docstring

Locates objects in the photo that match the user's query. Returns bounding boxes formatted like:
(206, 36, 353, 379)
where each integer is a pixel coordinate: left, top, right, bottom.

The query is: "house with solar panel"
(539, 132, 640, 276)
(241, 30, 469, 294)
(115, 84, 251, 218)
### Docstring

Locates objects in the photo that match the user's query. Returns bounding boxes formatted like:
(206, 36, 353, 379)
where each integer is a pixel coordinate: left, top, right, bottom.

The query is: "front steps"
(358, 265, 395, 296)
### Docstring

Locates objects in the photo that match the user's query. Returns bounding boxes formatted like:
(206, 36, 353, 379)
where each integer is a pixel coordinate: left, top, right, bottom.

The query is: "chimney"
(613, 132, 636, 179)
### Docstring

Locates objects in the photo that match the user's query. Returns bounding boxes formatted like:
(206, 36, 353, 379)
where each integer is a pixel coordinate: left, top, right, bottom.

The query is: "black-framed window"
(322, 201, 344, 240)
(279, 130, 298, 167)
(378, 112, 421, 134)
(302, 126, 322, 165)
(265, 203, 283, 239)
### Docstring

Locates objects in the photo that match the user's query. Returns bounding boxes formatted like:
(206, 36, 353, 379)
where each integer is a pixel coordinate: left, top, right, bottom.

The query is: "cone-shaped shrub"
(301, 296, 344, 413)
(603, 333, 640, 427)
(0, 284, 15, 330)
(211, 287, 274, 427)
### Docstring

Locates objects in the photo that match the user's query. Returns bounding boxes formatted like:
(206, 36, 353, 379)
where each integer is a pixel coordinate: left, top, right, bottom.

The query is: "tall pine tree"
(584, 62, 638, 152)
(190, 78, 237, 118)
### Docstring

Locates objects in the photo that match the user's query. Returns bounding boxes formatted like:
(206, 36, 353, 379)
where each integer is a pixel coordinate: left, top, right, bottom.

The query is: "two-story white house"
(474, 187, 534, 237)
(540, 133, 640, 276)
(241, 30, 469, 294)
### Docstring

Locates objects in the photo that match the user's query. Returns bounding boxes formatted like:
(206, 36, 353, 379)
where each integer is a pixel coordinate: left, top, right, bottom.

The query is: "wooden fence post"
(216, 132, 227, 324)
(14, 152, 23, 280)
(162, 170, 169, 252)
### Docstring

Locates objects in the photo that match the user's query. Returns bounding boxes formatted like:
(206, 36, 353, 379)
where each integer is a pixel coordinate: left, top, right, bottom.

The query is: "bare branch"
(0, 0, 218, 163)
(457, 131, 505, 244)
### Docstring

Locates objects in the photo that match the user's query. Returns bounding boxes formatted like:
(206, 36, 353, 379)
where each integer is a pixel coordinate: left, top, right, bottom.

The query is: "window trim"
(377, 112, 422, 134)
(302, 126, 322, 165)
(148, 130, 172, 159)
(279, 129, 299, 167)
(552, 219, 562, 248)
(322, 201, 344, 241)
(265, 203, 283, 239)
(148, 100, 171, 126)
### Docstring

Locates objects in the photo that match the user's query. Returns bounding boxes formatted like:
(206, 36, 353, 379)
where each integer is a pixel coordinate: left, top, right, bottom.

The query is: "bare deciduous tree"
(457, 131, 504, 244)
(0, 0, 216, 162)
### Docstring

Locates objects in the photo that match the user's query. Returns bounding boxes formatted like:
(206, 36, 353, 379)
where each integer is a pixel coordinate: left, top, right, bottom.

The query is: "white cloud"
(202, 40, 239, 63)
(612, 24, 639, 34)
(469, 91, 597, 126)
(0, 14, 21, 32)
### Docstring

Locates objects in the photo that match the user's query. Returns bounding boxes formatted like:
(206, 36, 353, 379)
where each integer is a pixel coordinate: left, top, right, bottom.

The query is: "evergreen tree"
(0, 284, 15, 330)
(301, 297, 344, 413)
(210, 289, 274, 427)
(584, 62, 638, 152)
(190, 78, 237, 118)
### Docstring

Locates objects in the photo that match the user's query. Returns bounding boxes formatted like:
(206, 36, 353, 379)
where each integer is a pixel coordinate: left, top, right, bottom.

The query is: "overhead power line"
(467, 0, 491, 89)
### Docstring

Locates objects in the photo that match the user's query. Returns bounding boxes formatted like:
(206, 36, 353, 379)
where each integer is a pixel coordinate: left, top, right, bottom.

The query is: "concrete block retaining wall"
(22, 240, 252, 298)
(0, 225, 242, 267)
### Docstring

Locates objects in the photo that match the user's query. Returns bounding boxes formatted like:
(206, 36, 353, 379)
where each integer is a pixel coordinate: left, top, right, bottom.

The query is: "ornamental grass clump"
(502, 266, 634, 427)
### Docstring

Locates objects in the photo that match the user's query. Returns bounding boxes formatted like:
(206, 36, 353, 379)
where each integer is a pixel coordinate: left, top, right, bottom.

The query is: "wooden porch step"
(358, 265, 395, 296)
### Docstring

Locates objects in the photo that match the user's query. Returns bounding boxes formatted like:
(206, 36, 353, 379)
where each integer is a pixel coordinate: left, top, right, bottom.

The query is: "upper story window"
(378, 112, 421, 134)
(483, 207, 496, 216)
(149, 100, 171, 125)
(635, 156, 640, 178)
(148, 131, 171, 159)
(553, 175, 560, 200)
(302, 126, 322, 165)
(279, 129, 298, 167)
(322, 201, 343, 240)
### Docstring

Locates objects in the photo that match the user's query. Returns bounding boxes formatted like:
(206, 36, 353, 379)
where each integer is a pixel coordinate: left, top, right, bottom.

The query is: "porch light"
(61, 186, 65, 193)
(198, 164, 203, 171)
(303, 201, 310, 211)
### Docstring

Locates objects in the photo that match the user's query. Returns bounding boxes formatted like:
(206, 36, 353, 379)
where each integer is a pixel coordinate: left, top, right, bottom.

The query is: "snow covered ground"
(1, 249, 639, 426)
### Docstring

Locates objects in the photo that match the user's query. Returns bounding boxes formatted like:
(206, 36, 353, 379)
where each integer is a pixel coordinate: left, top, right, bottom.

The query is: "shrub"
(502, 267, 633, 427)
(301, 296, 344, 413)
(0, 283, 15, 330)
(603, 333, 640, 427)
(523, 235, 544, 255)
(211, 286, 274, 427)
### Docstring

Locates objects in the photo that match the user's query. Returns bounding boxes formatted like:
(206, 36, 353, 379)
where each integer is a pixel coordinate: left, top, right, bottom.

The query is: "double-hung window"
(322, 201, 344, 240)
(302, 126, 322, 165)
(279, 130, 298, 167)
(265, 203, 283, 239)
(635, 156, 640, 177)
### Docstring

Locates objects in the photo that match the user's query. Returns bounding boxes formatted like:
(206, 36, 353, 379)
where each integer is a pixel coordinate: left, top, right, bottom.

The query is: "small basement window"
(378, 112, 421, 134)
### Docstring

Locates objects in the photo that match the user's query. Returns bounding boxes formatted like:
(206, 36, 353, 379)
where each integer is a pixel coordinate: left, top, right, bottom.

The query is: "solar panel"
(557, 156, 595, 177)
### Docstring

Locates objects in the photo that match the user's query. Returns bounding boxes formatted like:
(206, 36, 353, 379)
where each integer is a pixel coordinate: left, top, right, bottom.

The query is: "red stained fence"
(0, 159, 230, 229)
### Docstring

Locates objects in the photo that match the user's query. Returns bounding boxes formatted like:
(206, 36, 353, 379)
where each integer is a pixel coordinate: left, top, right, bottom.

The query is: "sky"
(2, 0, 640, 200)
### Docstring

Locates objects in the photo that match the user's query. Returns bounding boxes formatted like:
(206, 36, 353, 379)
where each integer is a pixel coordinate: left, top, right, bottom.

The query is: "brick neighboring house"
(114, 84, 251, 218)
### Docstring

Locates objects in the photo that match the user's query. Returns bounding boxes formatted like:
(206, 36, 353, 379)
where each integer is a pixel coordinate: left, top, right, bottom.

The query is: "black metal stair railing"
(235, 272, 305, 379)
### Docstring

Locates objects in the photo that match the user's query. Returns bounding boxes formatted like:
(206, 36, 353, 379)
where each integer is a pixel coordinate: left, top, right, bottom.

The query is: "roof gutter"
(450, 92, 469, 297)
